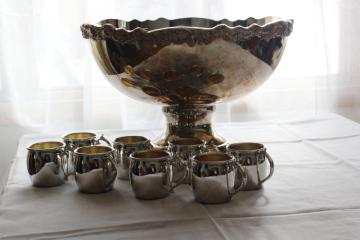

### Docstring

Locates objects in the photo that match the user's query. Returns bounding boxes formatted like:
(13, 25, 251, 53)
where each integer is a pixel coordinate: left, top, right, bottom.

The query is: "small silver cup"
(27, 141, 67, 187)
(113, 136, 152, 180)
(191, 152, 247, 204)
(168, 138, 206, 184)
(129, 149, 186, 200)
(62, 132, 111, 175)
(74, 145, 117, 194)
(227, 142, 274, 190)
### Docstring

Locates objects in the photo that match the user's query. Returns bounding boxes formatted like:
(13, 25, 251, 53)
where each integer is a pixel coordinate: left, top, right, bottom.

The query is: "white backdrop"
(1, 0, 360, 187)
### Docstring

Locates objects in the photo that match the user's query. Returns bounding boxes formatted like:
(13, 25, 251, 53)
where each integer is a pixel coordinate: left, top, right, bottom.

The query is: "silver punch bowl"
(81, 17, 293, 146)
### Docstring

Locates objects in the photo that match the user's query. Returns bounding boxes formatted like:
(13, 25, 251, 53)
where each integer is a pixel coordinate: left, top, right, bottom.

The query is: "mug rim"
(74, 145, 114, 155)
(130, 149, 170, 161)
(227, 142, 265, 152)
(27, 141, 65, 151)
(113, 135, 149, 145)
(62, 132, 97, 141)
(193, 152, 234, 164)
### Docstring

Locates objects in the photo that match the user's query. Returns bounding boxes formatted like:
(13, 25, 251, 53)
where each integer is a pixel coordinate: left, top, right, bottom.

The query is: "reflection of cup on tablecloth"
(74, 145, 117, 194)
(129, 149, 186, 200)
(227, 142, 274, 190)
(27, 141, 67, 187)
(113, 136, 152, 180)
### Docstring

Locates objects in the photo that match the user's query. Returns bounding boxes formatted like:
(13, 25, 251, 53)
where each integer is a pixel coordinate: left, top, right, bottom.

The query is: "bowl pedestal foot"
(153, 105, 226, 148)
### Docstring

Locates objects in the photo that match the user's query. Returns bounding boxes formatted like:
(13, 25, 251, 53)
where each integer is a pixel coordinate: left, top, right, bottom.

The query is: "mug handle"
(258, 152, 274, 184)
(166, 163, 188, 192)
(104, 153, 117, 188)
(59, 149, 70, 180)
(188, 157, 198, 185)
(129, 158, 135, 184)
(96, 134, 112, 146)
(119, 149, 132, 168)
(64, 143, 77, 177)
(106, 151, 117, 166)
(164, 164, 173, 191)
(228, 162, 247, 196)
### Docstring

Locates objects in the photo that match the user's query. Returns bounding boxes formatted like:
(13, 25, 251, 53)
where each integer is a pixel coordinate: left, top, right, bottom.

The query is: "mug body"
(113, 136, 152, 180)
(74, 145, 117, 193)
(168, 138, 206, 184)
(129, 149, 172, 200)
(63, 132, 98, 174)
(191, 152, 236, 204)
(27, 141, 65, 187)
(227, 142, 268, 190)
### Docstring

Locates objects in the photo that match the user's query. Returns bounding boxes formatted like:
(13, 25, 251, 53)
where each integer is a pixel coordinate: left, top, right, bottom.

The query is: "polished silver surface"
(74, 145, 117, 194)
(62, 132, 111, 175)
(81, 17, 293, 146)
(155, 105, 226, 146)
(27, 141, 66, 187)
(113, 136, 152, 180)
(168, 138, 206, 184)
(129, 149, 185, 200)
(227, 142, 274, 190)
(191, 152, 247, 204)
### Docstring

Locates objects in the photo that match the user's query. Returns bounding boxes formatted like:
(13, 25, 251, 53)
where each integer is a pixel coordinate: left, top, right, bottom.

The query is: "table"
(1, 114, 360, 239)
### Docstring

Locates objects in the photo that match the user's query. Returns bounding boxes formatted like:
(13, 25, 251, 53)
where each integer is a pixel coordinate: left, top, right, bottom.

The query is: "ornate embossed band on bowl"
(81, 17, 293, 146)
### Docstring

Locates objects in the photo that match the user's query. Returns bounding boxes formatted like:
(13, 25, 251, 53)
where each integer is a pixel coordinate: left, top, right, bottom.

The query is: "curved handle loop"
(230, 162, 247, 196)
(259, 152, 274, 184)
(129, 159, 135, 184)
(97, 134, 112, 146)
(215, 144, 227, 153)
(166, 162, 189, 192)
(34, 151, 42, 170)
(104, 153, 117, 188)
(67, 142, 76, 151)
(108, 151, 117, 166)
(164, 164, 173, 192)
(188, 158, 197, 186)
(171, 171, 188, 191)
(203, 144, 222, 153)
(59, 149, 70, 180)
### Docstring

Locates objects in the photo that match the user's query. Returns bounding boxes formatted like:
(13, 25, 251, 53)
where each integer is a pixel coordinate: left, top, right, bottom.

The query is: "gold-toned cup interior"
(28, 141, 64, 150)
(76, 146, 113, 155)
(115, 136, 148, 144)
(170, 138, 204, 146)
(64, 132, 96, 140)
(132, 150, 169, 159)
(195, 153, 231, 162)
(229, 142, 264, 151)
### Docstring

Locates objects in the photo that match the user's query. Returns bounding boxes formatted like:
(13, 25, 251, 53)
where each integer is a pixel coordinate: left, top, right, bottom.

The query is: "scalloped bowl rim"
(92, 16, 294, 32)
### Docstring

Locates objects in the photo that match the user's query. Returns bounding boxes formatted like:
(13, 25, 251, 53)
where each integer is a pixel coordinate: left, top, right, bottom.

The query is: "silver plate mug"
(129, 149, 186, 200)
(73, 145, 117, 194)
(113, 136, 152, 180)
(191, 152, 247, 204)
(168, 138, 206, 184)
(27, 141, 67, 187)
(62, 132, 111, 175)
(227, 142, 274, 190)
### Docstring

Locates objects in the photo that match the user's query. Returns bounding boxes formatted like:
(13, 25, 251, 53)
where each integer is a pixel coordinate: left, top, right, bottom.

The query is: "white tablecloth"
(1, 114, 360, 239)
